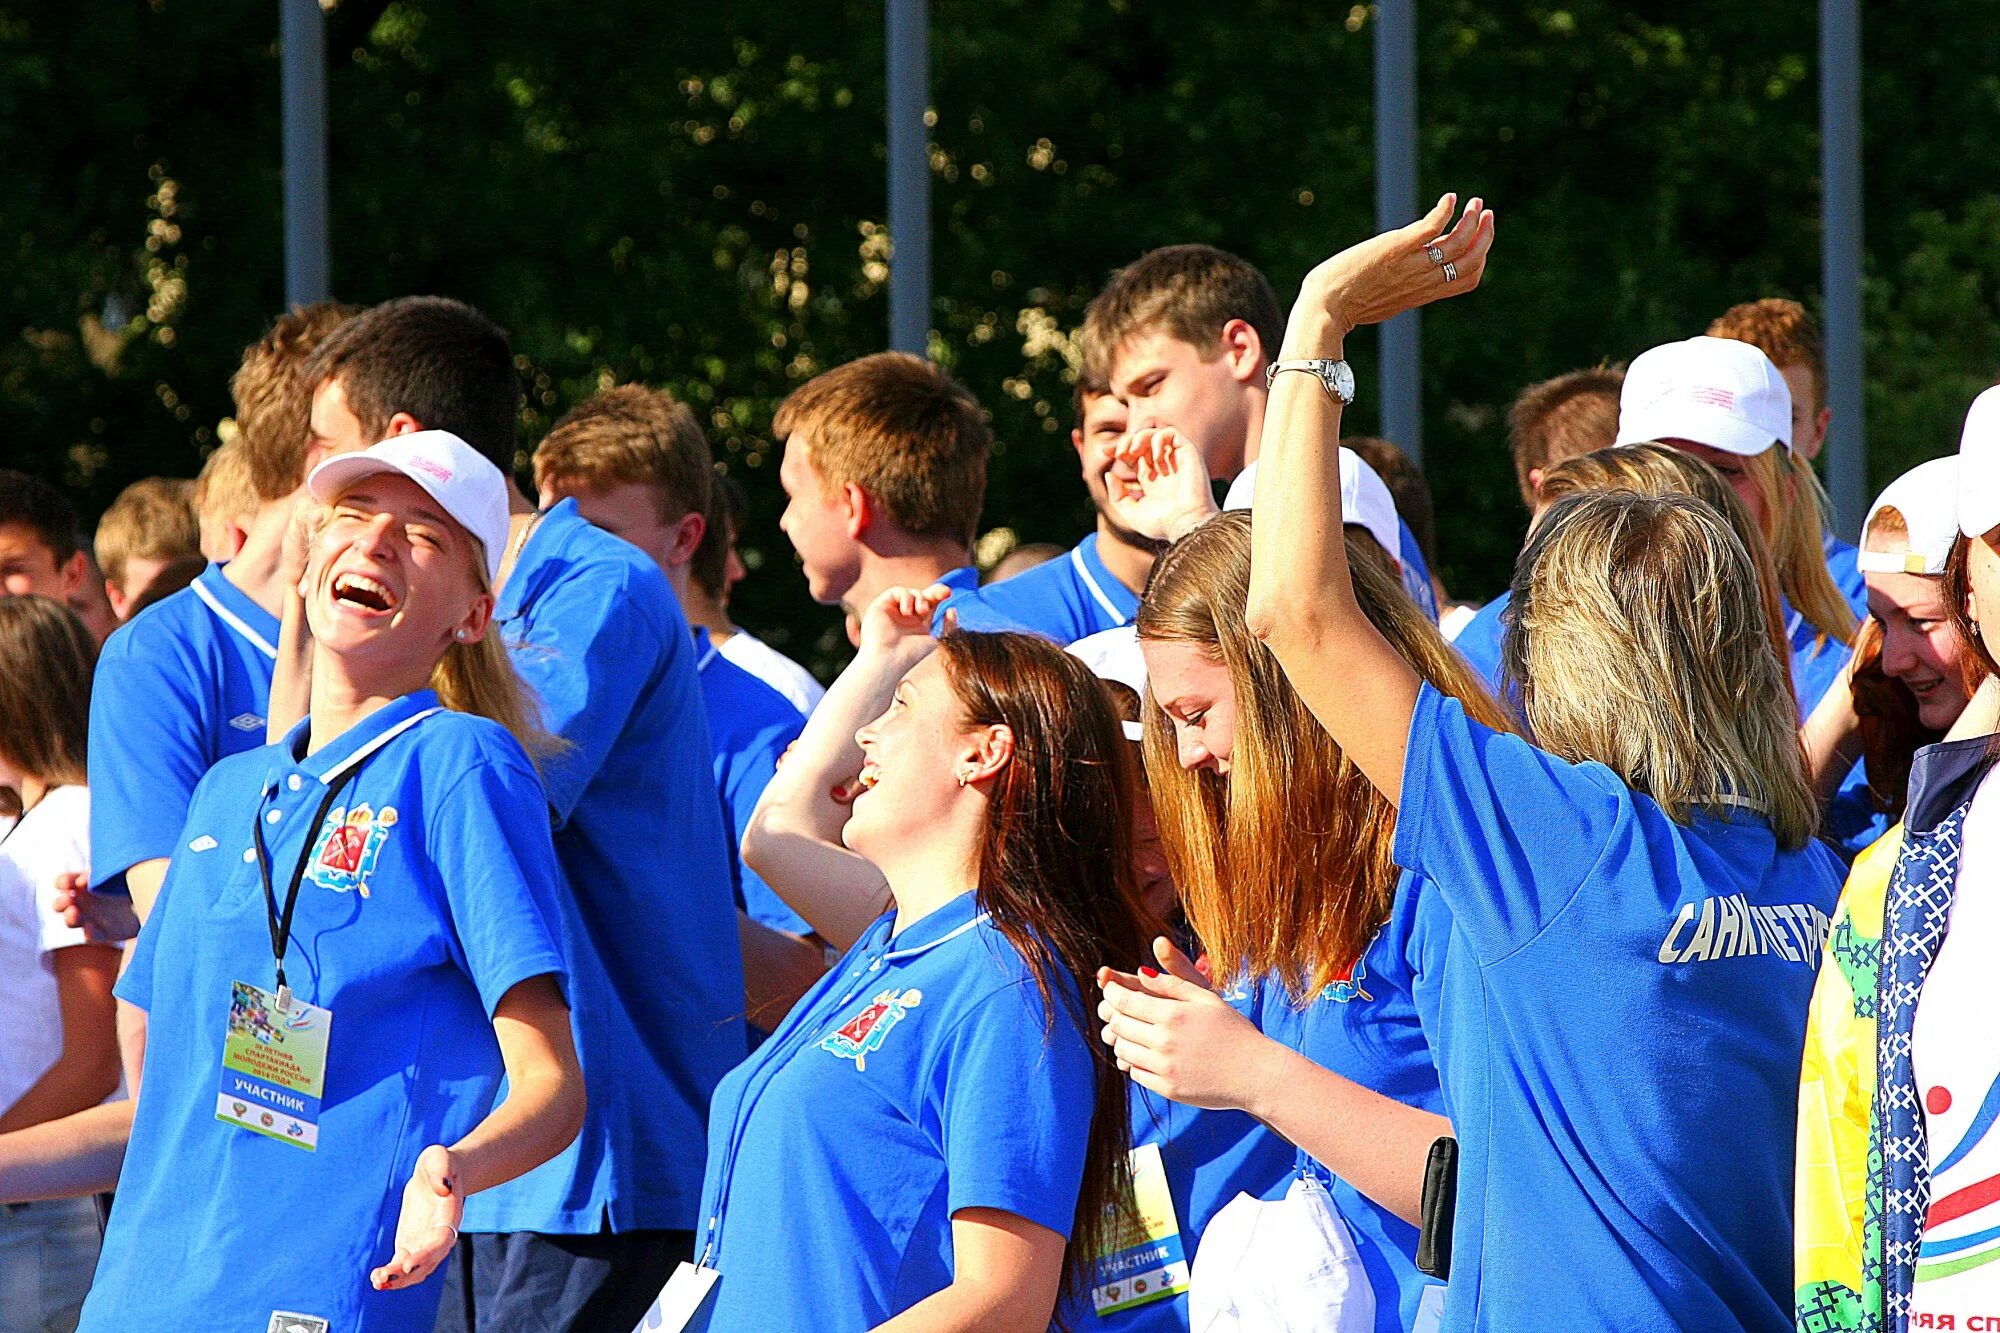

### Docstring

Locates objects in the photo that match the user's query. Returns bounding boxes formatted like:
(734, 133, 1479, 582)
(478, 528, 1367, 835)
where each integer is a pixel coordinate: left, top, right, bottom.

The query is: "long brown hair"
(1944, 534, 2000, 729)
(934, 630, 1154, 1321)
(0, 595, 96, 793)
(1135, 512, 1510, 999)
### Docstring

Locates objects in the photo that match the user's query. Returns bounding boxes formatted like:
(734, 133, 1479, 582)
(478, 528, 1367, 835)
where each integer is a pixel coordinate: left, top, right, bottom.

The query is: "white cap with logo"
(1222, 449, 1404, 570)
(306, 430, 512, 585)
(1614, 335, 1793, 457)
(1958, 386, 2000, 540)
(1858, 457, 1960, 576)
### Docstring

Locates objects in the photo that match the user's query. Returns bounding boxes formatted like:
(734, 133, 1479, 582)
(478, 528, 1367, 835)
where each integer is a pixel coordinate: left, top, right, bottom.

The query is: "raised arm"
(1244, 195, 1494, 805)
(741, 585, 950, 950)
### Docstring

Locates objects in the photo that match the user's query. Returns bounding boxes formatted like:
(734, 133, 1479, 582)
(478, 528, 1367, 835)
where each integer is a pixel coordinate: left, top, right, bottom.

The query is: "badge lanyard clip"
(252, 774, 355, 1013)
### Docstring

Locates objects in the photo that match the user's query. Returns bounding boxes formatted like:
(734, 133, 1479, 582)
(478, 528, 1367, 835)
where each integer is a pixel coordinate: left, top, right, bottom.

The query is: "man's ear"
(842, 482, 874, 543)
(383, 412, 423, 438)
(1218, 319, 1265, 386)
(58, 549, 86, 600)
(1527, 466, 1546, 498)
(666, 510, 706, 569)
(105, 581, 134, 622)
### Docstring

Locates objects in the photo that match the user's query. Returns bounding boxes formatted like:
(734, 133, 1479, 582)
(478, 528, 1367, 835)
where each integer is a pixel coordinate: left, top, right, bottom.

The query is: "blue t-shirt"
(694, 626, 809, 937)
(1090, 982, 1298, 1332)
(1393, 684, 1844, 1333)
(1395, 521, 1441, 624)
(88, 564, 279, 893)
(1451, 590, 1508, 695)
(79, 694, 568, 1333)
(462, 499, 745, 1235)
(695, 891, 1094, 1331)
(945, 533, 1140, 644)
(1787, 535, 1868, 718)
(1246, 873, 1449, 1333)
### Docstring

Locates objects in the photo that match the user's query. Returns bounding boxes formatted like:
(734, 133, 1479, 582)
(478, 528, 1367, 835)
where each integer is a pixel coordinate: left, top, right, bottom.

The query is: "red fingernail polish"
(1140, 966, 1160, 978)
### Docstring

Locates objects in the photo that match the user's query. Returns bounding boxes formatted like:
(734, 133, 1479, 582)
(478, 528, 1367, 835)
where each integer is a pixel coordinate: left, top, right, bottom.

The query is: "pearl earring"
(454, 629, 470, 643)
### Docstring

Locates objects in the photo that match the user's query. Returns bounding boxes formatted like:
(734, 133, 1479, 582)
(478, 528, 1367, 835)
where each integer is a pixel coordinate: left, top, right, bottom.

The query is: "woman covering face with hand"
(77, 432, 584, 1333)
(1097, 511, 1508, 1333)
(712, 587, 1150, 1332)
(1217, 197, 1842, 1333)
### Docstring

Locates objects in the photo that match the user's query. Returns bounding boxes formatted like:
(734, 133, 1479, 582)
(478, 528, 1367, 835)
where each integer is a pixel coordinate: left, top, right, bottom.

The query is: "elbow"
(551, 1069, 587, 1154)
(739, 813, 774, 878)
(1244, 584, 1324, 660)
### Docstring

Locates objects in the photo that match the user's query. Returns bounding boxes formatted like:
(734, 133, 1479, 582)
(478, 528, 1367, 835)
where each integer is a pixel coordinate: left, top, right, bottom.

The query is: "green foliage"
(4, 0, 1999, 675)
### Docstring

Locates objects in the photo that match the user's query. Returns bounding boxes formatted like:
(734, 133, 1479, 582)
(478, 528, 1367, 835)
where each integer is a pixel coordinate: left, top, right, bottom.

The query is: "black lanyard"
(251, 772, 357, 1010)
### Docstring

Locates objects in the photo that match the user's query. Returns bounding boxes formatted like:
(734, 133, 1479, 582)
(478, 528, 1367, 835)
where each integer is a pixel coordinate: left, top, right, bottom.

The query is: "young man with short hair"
(92, 477, 201, 622)
(684, 476, 825, 715)
(0, 471, 86, 606)
(773, 351, 988, 634)
(1707, 297, 1865, 608)
(192, 440, 258, 563)
(532, 386, 819, 970)
(292, 298, 747, 1333)
(1453, 365, 1625, 686)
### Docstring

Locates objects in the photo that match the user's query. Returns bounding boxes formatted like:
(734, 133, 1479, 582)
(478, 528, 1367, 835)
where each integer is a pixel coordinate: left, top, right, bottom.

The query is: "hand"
(1096, 937, 1283, 1113)
(1298, 193, 1496, 339)
(856, 584, 954, 658)
(1103, 428, 1220, 543)
(370, 1144, 463, 1291)
(53, 872, 139, 942)
(283, 498, 319, 598)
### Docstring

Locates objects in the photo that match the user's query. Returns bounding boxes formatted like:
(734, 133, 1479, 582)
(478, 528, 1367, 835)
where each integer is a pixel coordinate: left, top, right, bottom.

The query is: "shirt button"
(265, 809, 283, 824)
(242, 849, 256, 863)
(287, 775, 303, 791)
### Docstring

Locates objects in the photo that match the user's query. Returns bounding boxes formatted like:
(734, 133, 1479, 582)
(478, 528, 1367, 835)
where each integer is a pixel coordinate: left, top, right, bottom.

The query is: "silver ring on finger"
(1442, 260, 1460, 283)
(1423, 243, 1446, 265)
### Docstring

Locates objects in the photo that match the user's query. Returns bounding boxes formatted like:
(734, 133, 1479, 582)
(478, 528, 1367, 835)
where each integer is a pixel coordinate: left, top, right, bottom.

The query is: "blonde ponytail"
(430, 630, 565, 767)
(1747, 447, 1859, 647)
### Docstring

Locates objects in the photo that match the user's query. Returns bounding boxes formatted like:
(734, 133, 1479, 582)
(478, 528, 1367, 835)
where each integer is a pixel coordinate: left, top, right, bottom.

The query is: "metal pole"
(1819, 0, 1865, 537)
(280, 0, 330, 305)
(1374, 0, 1420, 463)
(886, 0, 931, 355)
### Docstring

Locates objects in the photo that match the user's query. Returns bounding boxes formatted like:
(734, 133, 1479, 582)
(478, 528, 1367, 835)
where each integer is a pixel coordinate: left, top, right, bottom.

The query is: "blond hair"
(533, 384, 714, 522)
(230, 303, 360, 501)
(194, 442, 259, 533)
(1536, 443, 1795, 700)
(1137, 513, 1511, 997)
(93, 477, 200, 593)
(1080, 244, 1284, 384)
(1504, 491, 1818, 848)
(1506, 366, 1626, 510)
(1744, 445, 1858, 646)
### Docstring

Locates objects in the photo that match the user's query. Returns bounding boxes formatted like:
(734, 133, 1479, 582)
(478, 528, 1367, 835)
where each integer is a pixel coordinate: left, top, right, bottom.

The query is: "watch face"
(1330, 361, 1356, 402)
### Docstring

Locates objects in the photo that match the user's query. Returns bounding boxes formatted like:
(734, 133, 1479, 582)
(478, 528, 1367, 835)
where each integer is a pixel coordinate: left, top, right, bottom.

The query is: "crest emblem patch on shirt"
(1318, 929, 1379, 1003)
(305, 803, 397, 897)
(819, 987, 923, 1070)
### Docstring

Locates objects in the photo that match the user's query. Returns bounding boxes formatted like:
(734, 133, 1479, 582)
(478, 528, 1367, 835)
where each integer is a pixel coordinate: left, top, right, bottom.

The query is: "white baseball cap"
(1222, 449, 1404, 570)
(307, 430, 512, 585)
(1614, 335, 1793, 457)
(1068, 625, 1146, 742)
(1858, 457, 1960, 575)
(1958, 386, 2000, 539)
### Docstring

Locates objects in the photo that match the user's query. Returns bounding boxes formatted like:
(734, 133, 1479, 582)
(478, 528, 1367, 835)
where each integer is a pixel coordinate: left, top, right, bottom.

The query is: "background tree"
(4, 0, 1997, 673)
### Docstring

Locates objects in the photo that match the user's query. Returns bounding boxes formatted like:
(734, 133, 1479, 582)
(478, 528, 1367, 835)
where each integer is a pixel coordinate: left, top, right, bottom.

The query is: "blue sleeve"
(937, 589, 1023, 635)
(1392, 683, 1632, 964)
(88, 629, 210, 892)
(1396, 519, 1440, 623)
(1451, 596, 1508, 695)
(929, 979, 1095, 1238)
(426, 753, 570, 1015)
(723, 721, 812, 937)
(508, 568, 675, 824)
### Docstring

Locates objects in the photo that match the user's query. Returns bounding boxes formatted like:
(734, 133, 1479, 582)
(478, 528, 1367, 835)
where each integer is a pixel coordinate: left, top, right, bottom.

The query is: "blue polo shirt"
(1450, 591, 1507, 695)
(88, 564, 278, 893)
(1245, 873, 1448, 1333)
(79, 694, 568, 1333)
(1395, 522, 1441, 624)
(1393, 684, 1844, 1333)
(694, 626, 809, 937)
(462, 499, 745, 1236)
(695, 891, 1095, 1331)
(945, 533, 1140, 643)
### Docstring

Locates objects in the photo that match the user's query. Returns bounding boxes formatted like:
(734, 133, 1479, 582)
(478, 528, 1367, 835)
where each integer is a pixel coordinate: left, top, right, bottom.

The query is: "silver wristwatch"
(1265, 358, 1356, 405)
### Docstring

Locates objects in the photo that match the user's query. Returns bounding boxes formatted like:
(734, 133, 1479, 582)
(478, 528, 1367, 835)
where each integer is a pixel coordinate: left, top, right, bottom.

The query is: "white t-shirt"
(0, 785, 95, 1117)
(717, 630, 824, 716)
(1910, 764, 2000, 1324)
